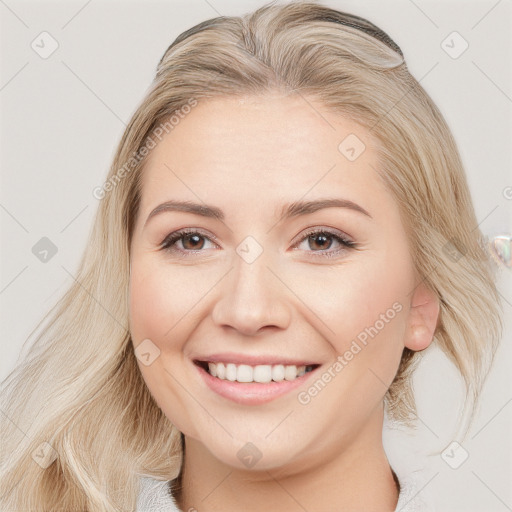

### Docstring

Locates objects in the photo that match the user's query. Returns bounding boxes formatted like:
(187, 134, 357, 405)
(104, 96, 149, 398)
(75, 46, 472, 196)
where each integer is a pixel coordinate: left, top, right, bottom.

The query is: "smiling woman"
(0, 1, 504, 511)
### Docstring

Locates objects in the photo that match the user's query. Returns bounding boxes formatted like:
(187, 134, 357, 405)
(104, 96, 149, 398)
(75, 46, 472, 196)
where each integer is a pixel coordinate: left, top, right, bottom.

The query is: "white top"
(136, 473, 434, 511)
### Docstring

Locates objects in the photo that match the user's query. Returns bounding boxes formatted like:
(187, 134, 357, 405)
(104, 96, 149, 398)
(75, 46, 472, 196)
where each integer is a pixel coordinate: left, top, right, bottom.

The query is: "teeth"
(205, 362, 313, 383)
(209, 362, 218, 377)
(226, 363, 237, 381)
(272, 364, 285, 382)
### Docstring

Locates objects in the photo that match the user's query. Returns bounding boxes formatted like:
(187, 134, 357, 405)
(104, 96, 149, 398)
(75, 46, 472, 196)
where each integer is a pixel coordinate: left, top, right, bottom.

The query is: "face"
(129, 93, 425, 472)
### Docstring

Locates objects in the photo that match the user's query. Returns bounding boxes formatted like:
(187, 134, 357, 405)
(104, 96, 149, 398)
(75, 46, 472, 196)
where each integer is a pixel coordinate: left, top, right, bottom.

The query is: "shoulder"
(394, 472, 437, 512)
(136, 477, 181, 512)
(136, 474, 436, 512)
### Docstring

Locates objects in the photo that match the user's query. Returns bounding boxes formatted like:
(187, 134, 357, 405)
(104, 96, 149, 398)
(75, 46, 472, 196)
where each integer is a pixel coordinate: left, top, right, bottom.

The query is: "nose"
(211, 253, 292, 336)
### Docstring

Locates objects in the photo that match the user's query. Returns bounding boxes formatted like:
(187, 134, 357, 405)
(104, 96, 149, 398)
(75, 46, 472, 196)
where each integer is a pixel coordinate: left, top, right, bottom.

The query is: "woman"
(0, 1, 503, 510)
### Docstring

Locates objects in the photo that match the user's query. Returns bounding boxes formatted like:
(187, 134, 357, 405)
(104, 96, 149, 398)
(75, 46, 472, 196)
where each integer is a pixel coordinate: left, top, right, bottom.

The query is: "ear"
(404, 281, 440, 351)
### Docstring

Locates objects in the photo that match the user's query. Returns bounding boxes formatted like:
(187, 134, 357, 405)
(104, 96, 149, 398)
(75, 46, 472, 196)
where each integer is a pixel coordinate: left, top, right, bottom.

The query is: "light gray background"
(1, 0, 511, 510)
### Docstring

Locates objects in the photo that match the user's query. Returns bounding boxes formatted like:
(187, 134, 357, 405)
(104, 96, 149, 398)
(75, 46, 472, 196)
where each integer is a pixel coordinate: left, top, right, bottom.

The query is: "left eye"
(160, 228, 356, 258)
(294, 229, 355, 256)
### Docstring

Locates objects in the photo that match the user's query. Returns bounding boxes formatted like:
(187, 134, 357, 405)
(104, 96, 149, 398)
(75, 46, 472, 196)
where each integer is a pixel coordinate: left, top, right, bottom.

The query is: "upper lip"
(193, 353, 320, 366)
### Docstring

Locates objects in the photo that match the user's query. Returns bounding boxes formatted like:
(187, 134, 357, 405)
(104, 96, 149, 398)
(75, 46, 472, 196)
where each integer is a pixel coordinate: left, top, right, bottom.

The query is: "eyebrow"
(144, 198, 372, 227)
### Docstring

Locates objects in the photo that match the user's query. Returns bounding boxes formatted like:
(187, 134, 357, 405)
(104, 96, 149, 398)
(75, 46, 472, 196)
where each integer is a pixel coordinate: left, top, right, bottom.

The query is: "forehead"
(139, 94, 392, 215)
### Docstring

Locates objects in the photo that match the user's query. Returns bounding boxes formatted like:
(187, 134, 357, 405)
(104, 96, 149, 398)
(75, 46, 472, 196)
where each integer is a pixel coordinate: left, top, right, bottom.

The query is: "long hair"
(0, 1, 503, 509)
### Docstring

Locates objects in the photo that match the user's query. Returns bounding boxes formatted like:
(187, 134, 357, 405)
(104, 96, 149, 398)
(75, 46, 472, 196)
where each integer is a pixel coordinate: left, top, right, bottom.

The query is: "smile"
(198, 361, 318, 383)
(193, 358, 321, 405)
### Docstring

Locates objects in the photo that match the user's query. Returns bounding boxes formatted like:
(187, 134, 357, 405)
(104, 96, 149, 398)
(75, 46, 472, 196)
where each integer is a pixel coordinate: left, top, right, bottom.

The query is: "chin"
(196, 432, 308, 473)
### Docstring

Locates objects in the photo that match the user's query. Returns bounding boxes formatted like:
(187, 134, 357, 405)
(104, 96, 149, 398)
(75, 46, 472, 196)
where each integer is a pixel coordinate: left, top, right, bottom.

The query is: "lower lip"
(195, 363, 319, 405)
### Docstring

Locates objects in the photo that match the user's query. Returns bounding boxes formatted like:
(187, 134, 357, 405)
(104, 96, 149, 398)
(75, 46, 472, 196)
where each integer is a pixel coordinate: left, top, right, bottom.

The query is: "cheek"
(128, 259, 202, 435)
(129, 265, 170, 345)
(128, 257, 193, 353)
(311, 247, 413, 359)
(128, 258, 216, 349)
(294, 255, 412, 421)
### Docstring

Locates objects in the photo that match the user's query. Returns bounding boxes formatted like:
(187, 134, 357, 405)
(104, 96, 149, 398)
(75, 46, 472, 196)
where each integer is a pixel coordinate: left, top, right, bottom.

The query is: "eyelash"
(159, 227, 357, 260)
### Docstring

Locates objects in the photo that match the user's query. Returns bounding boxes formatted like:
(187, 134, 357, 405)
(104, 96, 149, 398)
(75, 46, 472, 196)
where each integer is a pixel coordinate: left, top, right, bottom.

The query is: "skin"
(129, 93, 440, 512)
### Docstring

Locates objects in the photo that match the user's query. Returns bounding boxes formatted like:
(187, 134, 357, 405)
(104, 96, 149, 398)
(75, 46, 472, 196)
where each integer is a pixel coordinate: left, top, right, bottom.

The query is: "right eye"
(160, 229, 219, 255)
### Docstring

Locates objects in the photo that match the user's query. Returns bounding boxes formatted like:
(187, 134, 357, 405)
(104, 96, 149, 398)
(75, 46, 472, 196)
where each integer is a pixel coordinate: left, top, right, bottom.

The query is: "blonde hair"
(0, 1, 503, 509)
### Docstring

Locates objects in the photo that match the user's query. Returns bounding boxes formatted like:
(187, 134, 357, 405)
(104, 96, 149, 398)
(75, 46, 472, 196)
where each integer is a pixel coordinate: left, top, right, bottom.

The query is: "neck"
(173, 406, 399, 512)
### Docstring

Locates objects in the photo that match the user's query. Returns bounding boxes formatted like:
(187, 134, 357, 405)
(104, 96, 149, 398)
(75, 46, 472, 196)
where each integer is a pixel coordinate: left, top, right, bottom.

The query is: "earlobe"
(404, 281, 440, 351)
